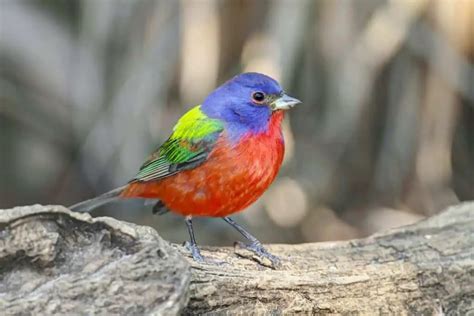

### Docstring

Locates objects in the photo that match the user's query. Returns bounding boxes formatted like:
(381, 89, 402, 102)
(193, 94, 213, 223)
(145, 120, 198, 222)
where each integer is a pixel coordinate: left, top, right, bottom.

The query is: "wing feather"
(130, 106, 223, 183)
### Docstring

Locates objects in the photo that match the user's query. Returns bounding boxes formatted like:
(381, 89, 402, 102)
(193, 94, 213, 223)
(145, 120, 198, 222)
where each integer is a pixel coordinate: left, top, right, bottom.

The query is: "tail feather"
(69, 185, 127, 213)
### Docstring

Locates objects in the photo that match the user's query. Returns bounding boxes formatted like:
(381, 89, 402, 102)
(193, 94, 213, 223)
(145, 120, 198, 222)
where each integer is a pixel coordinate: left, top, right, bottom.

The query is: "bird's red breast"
(121, 111, 285, 217)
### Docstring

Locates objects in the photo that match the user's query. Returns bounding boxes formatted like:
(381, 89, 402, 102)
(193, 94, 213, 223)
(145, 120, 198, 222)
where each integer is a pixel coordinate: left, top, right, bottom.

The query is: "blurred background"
(1, 0, 473, 246)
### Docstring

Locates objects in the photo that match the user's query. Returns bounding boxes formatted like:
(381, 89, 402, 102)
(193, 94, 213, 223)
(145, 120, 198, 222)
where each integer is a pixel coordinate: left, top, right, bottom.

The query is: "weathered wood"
(183, 203, 474, 315)
(1, 203, 473, 315)
(0, 205, 190, 315)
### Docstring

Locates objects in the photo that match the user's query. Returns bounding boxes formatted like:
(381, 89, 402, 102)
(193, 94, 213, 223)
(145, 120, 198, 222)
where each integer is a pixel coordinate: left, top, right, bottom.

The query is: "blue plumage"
(201, 72, 283, 142)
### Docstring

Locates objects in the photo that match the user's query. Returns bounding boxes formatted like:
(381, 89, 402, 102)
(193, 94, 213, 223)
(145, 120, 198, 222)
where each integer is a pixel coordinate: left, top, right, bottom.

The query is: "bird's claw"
(183, 241, 226, 266)
(183, 241, 204, 262)
(234, 241, 281, 267)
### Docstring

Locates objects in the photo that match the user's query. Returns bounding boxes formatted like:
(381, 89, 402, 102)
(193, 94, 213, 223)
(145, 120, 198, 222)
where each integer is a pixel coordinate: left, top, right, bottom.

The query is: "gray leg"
(222, 217, 280, 265)
(184, 216, 204, 262)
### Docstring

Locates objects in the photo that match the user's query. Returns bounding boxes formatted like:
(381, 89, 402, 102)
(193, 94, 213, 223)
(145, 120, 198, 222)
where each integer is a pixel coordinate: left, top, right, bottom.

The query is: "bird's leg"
(222, 217, 280, 265)
(184, 216, 204, 262)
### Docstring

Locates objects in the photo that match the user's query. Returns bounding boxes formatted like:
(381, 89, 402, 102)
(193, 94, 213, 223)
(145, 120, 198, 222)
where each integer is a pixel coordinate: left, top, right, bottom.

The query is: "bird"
(70, 72, 301, 264)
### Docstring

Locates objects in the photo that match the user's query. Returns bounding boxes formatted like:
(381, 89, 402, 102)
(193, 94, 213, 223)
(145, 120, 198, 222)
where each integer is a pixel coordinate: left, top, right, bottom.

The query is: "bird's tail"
(69, 185, 127, 213)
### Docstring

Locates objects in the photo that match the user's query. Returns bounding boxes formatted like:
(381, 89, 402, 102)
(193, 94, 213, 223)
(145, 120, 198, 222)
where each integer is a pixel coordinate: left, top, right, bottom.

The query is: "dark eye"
(252, 91, 266, 103)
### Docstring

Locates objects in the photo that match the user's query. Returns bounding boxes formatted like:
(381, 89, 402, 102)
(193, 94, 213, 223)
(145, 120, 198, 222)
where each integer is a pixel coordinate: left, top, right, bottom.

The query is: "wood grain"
(1, 203, 473, 315)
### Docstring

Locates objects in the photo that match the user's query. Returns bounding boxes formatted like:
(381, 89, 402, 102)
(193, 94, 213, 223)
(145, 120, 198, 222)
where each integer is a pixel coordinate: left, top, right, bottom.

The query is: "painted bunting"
(71, 72, 301, 264)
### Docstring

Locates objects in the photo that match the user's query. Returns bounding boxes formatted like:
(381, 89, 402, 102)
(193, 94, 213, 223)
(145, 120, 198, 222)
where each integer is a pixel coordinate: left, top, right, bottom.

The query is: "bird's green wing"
(131, 105, 224, 182)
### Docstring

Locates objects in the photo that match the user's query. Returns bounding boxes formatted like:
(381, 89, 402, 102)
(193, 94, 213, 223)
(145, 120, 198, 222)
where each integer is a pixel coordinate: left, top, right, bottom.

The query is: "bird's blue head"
(201, 72, 300, 142)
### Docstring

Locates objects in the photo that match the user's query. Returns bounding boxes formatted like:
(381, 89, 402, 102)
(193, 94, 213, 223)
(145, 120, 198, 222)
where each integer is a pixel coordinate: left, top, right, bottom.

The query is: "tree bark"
(1, 203, 473, 315)
(0, 205, 190, 315)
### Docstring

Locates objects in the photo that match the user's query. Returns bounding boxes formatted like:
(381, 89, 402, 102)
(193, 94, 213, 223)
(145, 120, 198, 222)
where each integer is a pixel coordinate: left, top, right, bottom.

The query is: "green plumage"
(131, 105, 223, 182)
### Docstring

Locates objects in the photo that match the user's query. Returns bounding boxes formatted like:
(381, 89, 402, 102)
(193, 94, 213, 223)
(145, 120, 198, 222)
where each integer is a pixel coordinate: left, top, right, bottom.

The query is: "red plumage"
(121, 111, 285, 217)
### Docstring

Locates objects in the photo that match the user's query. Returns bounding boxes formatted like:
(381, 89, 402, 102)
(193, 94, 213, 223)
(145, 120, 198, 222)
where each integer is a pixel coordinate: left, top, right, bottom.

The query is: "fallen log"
(1, 203, 473, 314)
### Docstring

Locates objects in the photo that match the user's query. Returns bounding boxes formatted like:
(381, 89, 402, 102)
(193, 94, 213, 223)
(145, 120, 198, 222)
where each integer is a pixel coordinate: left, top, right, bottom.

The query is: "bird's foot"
(234, 241, 281, 268)
(183, 242, 226, 266)
(183, 241, 205, 262)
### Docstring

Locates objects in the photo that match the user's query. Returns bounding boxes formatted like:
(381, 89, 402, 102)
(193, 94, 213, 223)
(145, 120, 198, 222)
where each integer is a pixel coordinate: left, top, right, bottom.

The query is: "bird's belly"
(124, 134, 284, 217)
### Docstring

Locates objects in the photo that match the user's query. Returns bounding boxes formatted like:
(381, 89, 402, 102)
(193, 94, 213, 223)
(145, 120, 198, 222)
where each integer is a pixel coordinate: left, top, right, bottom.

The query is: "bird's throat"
(268, 110, 285, 135)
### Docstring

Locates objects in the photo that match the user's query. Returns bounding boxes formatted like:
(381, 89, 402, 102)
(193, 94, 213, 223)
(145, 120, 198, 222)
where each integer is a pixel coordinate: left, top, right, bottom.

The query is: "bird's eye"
(252, 91, 266, 104)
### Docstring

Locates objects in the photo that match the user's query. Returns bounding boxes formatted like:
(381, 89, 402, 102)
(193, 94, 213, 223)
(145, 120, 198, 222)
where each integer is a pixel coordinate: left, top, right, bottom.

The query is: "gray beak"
(271, 93, 301, 111)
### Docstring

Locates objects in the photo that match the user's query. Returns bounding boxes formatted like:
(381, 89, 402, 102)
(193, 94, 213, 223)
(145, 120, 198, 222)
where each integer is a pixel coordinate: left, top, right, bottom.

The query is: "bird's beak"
(271, 94, 301, 111)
